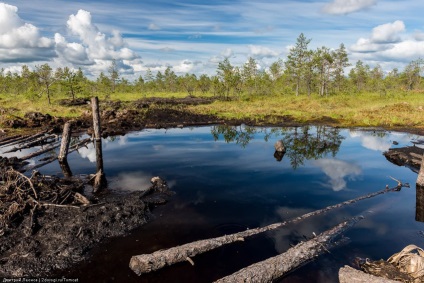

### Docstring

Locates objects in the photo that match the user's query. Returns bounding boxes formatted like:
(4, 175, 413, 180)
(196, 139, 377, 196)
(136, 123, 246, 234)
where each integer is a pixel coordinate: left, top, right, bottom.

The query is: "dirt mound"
(0, 174, 173, 277)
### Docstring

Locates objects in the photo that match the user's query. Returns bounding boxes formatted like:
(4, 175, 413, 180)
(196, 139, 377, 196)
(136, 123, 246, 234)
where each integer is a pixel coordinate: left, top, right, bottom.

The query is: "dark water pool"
(15, 125, 424, 282)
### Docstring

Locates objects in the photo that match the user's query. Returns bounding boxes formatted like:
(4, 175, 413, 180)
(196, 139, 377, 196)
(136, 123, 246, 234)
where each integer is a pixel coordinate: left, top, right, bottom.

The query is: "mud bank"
(0, 174, 173, 278)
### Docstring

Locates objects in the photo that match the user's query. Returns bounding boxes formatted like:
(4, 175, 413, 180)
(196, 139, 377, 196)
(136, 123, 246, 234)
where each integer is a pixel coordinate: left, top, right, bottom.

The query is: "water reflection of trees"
(211, 125, 344, 169)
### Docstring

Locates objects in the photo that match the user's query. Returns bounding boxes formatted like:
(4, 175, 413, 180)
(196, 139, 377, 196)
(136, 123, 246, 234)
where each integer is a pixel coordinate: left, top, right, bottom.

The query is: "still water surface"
(22, 126, 424, 282)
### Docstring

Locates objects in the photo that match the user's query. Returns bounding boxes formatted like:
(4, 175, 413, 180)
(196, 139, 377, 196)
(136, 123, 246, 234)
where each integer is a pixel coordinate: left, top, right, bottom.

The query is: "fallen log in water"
(339, 265, 401, 283)
(19, 142, 61, 161)
(23, 138, 92, 172)
(129, 180, 406, 275)
(3, 134, 58, 153)
(214, 217, 361, 283)
(2, 131, 47, 147)
(0, 134, 23, 146)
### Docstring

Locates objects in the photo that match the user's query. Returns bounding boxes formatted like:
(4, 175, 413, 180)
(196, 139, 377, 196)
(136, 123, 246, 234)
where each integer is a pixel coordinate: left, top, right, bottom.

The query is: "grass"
(187, 92, 424, 129)
(1, 91, 424, 131)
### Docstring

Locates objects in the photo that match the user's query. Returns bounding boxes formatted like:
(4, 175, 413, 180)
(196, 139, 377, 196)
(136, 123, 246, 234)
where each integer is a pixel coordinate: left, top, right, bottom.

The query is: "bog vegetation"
(1, 33, 424, 128)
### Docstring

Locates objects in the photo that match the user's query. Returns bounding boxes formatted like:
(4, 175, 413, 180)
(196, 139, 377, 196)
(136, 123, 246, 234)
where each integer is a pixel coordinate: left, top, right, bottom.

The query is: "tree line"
(0, 34, 423, 103)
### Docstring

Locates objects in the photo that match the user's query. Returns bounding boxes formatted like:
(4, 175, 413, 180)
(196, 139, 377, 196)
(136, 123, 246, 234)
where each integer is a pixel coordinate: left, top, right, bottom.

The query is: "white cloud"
(314, 159, 362, 191)
(350, 21, 424, 64)
(173, 60, 195, 73)
(248, 45, 279, 59)
(220, 48, 233, 58)
(414, 31, 424, 41)
(148, 23, 161, 31)
(78, 143, 96, 163)
(109, 171, 152, 192)
(54, 33, 91, 65)
(322, 0, 377, 15)
(371, 20, 405, 43)
(66, 9, 138, 62)
(0, 3, 54, 62)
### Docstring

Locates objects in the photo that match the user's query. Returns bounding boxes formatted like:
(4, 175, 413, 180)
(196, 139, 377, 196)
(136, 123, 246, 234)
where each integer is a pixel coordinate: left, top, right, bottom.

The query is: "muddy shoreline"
(1, 96, 423, 279)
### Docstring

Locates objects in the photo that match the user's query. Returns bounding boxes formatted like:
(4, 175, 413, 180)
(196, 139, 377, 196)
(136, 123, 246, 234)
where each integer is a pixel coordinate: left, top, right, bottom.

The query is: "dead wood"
(3, 131, 48, 147)
(3, 134, 58, 153)
(0, 135, 27, 147)
(214, 217, 361, 283)
(339, 265, 401, 283)
(23, 138, 92, 172)
(0, 168, 87, 229)
(19, 142, 61, 161)
(0, 135, 23, 146)
(129, 181, 406, 275)
(58, 122, 72, 162)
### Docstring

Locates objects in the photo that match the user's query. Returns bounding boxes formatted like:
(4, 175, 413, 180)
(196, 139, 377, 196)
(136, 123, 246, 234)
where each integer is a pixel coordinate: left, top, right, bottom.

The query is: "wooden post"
(58, 122, 72, 162)
(91, 96, 101, 140)
(59, 159, 73, 178)
(91, 97, 107, 192)
(417, 154, 424, 187)
(93, 140, 107, 193)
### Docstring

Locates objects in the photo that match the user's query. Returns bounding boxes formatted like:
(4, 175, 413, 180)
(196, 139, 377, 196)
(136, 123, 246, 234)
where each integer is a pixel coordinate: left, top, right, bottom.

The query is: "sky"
(1, 0, 424, 79)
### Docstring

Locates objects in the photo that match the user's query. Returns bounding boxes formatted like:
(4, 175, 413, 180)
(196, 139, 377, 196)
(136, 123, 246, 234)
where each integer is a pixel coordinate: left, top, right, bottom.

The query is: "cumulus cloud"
(350, 21, 424, 62)
(248, 45, 279, 59)
(0, 3, 54, 62)
(351, 21, 406, 53)
(371, 20, 405, 43)
(322, 0, 377, 15)
(173, 59, 202, 73)
(65, 9, 138, 61)
(314, 159, 362, 191)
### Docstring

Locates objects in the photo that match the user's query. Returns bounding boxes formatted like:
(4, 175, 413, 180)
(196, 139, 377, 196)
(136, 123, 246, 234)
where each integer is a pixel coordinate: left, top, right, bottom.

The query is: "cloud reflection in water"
(314, 159, 362, 191)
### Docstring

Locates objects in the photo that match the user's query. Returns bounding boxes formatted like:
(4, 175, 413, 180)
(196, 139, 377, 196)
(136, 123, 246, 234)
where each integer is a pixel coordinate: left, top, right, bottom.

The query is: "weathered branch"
(4, 134, 58, 153)
(23, 138, 92, 172)
(19, 142, 61, 161)
(339, 265, 401, 283)
(214, 217, 361, 283)
(130, 182, 405, 275)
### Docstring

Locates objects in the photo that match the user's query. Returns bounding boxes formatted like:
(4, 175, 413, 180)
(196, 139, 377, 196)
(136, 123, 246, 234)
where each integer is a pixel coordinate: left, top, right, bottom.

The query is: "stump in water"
(58, 122, 72, 162)
(274, 140, 286, 152)
(417, 154, 424, 187)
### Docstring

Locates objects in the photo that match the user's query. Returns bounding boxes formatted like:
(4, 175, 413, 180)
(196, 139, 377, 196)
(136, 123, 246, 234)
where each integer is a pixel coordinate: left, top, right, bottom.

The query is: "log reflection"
(416, 185, 424, 222)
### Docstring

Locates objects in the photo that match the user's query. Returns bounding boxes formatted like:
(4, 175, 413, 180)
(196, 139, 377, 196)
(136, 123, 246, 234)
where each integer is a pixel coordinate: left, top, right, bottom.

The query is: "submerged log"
(339, 266, 401, 283)
(129, 181, 405, 275)
(214, 217, 361, 283)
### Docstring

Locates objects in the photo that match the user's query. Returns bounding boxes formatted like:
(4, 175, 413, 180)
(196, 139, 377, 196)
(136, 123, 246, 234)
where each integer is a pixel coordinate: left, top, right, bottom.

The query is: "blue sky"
(1, 0, 424, 79)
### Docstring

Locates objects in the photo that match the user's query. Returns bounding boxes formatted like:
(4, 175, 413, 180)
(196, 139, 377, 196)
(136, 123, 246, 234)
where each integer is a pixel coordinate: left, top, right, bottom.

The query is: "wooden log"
(3, 131, 47, 147)
(92, 140, 107, 193)
(214, 217, 361, 283)
(0, 135, 27, 147)
(129, 183, 404, 275)
(3, 134, 57, 153)
(339, 265, 401, 283)
(0, 134, 23, 145)
(417, 154, 424, 187)
(19, 142, 61, 161)
(22, 138, 92, 172)
(91, 97, 101, 140)
(58, 122, 72, 162)
(59, 159, 73, 178)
